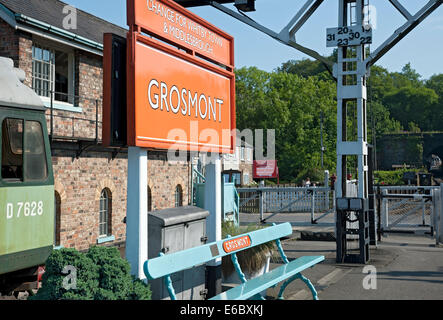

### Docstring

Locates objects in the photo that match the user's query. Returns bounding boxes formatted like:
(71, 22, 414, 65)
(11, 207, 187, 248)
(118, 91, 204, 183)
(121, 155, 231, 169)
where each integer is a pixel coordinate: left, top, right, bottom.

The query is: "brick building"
(0, 0, 192, 251)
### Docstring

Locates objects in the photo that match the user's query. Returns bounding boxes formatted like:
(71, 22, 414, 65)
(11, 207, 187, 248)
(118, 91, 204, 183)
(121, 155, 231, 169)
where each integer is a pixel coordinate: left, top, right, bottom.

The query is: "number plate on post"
(326, 25, 372, 47)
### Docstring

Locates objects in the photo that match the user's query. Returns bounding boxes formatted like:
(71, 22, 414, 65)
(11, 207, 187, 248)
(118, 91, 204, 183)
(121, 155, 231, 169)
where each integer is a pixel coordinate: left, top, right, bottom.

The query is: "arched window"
(175, 185, 183, 207)
(54, 191, 61, 246)
(148, 186, 152, 212)
(99, 188, 112, 237)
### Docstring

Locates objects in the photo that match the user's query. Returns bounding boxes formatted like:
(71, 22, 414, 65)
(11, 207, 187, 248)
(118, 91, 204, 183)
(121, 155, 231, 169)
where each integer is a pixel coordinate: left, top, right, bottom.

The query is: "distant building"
(221, 141, 253, 186)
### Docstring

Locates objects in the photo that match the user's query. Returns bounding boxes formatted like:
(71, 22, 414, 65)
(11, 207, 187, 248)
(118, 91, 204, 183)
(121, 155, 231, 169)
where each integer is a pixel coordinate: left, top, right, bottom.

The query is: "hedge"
(373, 168, 425, 186)
(30, 246, 151, 300)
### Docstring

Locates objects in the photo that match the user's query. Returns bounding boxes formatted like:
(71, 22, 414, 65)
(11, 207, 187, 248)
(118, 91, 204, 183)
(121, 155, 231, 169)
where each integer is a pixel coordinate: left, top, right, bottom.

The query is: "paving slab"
(258, 233, 443, 300)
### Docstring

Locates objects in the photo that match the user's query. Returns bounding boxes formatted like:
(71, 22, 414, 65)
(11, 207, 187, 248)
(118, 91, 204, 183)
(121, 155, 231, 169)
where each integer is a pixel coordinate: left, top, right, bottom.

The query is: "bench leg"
(164, 274, 177, 300)
(298, 273, 319, 300)
(277, 273, 319, 300)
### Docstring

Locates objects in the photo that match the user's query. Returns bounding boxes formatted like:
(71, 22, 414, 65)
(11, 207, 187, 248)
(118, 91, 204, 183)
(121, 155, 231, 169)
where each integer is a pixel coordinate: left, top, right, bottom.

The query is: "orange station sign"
(125, 0, 236, 153)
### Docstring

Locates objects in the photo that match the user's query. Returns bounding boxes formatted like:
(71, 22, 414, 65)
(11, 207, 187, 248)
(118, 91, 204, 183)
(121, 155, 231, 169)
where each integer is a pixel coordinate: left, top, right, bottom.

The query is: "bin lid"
(148, 206, 209, 227)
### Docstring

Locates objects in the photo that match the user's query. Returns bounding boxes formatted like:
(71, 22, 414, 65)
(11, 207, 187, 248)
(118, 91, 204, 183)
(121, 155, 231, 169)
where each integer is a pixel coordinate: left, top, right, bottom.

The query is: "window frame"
(32, 39, 76, 107)
(1, 118, 24, 183)
(175, 184, 183, 208)
(23, 120, 49, 182)
(99, 188, 112, 238)
(1, 113, 51, 186)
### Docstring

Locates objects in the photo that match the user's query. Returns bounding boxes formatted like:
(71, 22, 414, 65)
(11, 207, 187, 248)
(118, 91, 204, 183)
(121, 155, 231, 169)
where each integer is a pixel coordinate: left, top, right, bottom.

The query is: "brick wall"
(52, 150, 128, 251)
(18, 32, 32, 88)
(148, 152, 191, 210)
(75, 50, 103, 140)
(0, 20, 19, 65)
(53, 149, 191, 251)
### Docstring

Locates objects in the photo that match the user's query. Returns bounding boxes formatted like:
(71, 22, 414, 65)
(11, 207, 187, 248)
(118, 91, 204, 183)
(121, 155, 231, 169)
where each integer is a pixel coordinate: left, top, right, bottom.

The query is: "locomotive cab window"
(1, 118, 48, 183)
(24, 121, 48, 181)
(2, 118, 23, 181)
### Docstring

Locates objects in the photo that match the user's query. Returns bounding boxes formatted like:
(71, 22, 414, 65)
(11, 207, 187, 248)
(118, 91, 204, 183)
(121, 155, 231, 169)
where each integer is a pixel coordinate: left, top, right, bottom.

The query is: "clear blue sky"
(66, 0, 443, 79)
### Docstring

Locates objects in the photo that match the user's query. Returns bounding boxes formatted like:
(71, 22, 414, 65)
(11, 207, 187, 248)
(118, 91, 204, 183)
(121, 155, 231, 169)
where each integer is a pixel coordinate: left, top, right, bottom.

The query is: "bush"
(374, 168, 426, 186)
(30, 246, 151, 300)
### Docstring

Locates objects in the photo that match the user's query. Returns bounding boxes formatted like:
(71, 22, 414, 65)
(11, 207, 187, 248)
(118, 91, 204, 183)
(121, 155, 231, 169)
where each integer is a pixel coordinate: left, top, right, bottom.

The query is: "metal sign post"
(126, 147, 148, 280)
(103, 1, 237, 295)
(204, 155, 223, 296)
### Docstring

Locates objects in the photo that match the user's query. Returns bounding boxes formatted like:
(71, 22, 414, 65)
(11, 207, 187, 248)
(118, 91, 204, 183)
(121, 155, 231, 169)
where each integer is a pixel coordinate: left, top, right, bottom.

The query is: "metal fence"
(237, 186, 334, 214)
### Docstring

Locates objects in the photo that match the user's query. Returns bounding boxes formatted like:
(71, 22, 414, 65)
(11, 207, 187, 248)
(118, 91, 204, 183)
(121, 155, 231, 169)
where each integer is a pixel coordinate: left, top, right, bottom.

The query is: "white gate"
(380, 186, 438, 234)
(237, 186, 335, 224)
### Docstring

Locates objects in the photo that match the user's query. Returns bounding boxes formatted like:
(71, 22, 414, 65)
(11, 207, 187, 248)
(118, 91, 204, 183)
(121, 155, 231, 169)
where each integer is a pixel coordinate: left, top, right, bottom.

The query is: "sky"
(65, 0, 443, 80)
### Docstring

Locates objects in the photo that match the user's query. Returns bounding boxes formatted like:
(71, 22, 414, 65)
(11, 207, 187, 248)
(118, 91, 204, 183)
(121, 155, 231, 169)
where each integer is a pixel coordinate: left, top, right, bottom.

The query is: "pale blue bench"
(143, 222, 324, 300)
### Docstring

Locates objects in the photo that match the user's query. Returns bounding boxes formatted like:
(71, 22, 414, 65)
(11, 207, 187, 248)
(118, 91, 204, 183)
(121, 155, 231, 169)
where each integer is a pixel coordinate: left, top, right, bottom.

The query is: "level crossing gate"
(237, 186, 336, 225)
(380, 186, 438, 235)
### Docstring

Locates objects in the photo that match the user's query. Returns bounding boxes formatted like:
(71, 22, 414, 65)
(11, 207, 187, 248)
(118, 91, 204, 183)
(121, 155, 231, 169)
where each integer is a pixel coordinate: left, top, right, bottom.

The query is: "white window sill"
(97, 235, 115, 244)
(40, 97, 83, 113)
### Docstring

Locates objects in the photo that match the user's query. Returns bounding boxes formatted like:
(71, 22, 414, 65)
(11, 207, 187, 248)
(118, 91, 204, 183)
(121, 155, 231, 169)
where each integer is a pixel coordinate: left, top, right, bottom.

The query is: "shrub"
(374, 168, 426, 186)
(30, 246, 151, 300)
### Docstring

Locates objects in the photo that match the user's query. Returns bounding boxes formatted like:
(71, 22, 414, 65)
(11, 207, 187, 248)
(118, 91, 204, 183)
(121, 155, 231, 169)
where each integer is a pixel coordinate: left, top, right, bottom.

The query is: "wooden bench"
(143, 222, 324, 300)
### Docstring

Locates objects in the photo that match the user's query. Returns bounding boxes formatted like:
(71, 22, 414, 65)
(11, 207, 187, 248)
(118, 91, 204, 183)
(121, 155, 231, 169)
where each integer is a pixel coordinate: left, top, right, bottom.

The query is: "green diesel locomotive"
(0, 57, 54, 294)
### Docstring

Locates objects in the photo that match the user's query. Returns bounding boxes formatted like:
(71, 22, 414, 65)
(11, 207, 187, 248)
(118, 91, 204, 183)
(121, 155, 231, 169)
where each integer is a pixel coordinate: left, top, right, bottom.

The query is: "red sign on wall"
(253, 160, 279, 179)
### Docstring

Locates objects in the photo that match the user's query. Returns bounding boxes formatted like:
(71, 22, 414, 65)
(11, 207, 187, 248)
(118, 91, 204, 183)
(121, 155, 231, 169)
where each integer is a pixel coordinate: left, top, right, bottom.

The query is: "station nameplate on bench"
(223, 235, 251, 253)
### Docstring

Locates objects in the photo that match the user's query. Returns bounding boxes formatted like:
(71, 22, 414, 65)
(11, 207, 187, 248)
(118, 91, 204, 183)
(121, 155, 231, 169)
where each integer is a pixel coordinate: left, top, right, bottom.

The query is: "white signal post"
(335, 0, 370, 202)
(126, 147, 148, 281)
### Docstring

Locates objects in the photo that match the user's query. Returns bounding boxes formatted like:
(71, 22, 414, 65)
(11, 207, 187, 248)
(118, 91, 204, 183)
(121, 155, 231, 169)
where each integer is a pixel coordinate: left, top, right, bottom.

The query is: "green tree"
(276, 50, 336, 79)
(383, 86, 438, 131)
(235, 66, 337, 182)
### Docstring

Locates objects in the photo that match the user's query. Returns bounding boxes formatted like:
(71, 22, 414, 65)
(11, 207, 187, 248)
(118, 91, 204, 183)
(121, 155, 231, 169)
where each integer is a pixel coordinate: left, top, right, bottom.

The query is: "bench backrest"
(144, 222, 292, 280)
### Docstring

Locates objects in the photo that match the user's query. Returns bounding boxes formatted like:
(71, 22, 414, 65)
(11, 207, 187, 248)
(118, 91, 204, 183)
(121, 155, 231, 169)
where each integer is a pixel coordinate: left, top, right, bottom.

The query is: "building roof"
(0, 0, 127, 46)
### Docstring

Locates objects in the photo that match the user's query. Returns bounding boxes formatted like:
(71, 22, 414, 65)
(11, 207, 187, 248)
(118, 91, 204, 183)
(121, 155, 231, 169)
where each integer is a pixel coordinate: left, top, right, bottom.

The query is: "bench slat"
(209, 255, 325, 300)
(144, 222, 293, 280)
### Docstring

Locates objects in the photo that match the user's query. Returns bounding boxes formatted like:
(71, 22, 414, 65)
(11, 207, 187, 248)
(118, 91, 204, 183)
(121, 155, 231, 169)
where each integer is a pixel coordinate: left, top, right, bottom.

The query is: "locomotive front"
(0, 57, 54, 293)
